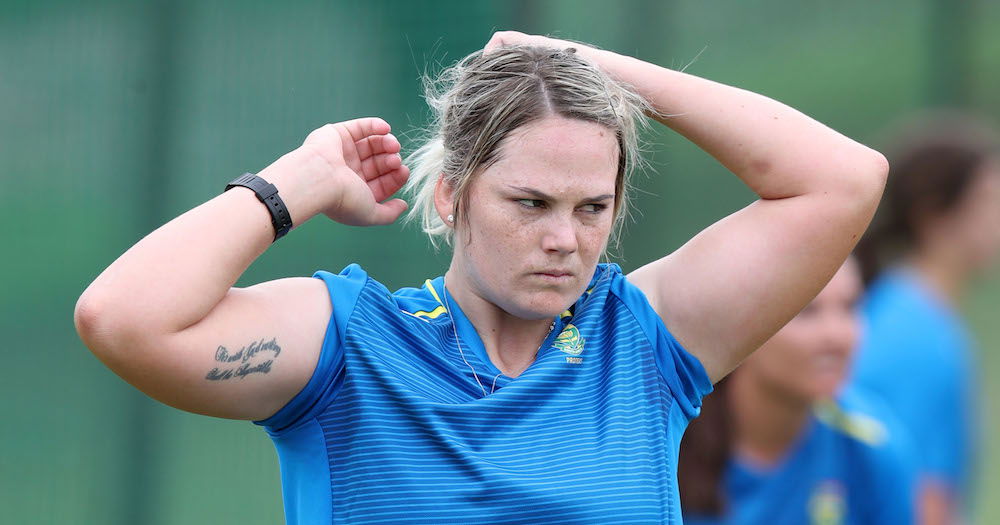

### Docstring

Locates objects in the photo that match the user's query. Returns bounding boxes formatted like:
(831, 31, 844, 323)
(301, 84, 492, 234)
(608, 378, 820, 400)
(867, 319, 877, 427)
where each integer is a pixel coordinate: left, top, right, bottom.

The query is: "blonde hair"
(404, 44, 651, 249)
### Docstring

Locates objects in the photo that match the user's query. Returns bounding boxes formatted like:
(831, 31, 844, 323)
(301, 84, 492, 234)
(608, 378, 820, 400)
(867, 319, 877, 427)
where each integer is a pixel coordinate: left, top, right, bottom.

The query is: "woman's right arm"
(74, 118, 409, 421)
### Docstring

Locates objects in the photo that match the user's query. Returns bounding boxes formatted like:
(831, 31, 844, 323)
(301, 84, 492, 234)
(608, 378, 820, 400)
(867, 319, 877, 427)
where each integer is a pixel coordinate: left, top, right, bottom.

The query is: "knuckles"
(486, 30, 527, 50)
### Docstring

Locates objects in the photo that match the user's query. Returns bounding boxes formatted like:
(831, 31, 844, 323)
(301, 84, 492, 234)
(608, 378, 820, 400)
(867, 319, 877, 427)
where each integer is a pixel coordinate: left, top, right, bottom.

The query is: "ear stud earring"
(447, 214, 454, 223)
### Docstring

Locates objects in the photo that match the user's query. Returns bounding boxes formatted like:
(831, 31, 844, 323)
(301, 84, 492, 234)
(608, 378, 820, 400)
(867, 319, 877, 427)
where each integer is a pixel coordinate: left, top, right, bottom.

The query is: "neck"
(443, 269, 555, 378)
(728, 371, 813, 467)
(909, 244, 969, 305)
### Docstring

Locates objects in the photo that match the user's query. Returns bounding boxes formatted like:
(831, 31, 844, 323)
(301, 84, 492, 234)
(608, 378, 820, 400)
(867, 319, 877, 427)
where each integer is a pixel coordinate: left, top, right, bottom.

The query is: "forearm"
(76, 117, 405, 355)
(76, 151, 321, 342)
(581, 48, 886, 200)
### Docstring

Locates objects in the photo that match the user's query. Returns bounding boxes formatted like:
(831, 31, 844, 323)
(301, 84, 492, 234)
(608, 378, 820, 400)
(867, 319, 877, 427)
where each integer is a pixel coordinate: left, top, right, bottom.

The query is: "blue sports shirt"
(850, 267, 977, 496)
(255, 263, 713, 524)
(683, 388, 916, 525)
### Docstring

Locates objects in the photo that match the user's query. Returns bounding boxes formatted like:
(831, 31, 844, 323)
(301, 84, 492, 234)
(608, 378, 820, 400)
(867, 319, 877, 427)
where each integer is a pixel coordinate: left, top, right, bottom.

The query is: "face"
(947, 160, 1000, 272)
(738, 260, 863, 403)
(438, 115, 619, 320)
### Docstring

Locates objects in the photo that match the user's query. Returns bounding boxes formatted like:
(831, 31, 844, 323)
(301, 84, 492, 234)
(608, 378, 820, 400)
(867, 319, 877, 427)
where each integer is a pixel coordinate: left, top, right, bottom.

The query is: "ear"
(434, 174, 456, 227)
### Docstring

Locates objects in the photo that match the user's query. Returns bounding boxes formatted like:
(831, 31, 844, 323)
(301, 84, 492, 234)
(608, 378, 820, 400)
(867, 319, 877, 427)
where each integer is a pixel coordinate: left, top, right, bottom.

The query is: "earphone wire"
(443, 285, 490, 398)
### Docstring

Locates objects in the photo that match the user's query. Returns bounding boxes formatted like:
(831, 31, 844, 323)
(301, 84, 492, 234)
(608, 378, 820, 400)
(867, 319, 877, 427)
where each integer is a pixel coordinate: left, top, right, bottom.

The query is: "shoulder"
(858, 271, 972, 388)
(590, 263, 713, 419)
(313, 264, 442, 321)
(814, 387, 916, 476)
(864, 269, 967, 342)
(817, 387, 918, 521)
(814, 389, 891, 447)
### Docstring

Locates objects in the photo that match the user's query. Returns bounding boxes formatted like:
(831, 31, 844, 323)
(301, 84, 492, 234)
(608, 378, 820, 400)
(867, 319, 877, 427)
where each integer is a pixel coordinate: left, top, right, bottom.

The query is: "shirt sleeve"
(611, 270, 713, 420)
(253, 263, 369, 434)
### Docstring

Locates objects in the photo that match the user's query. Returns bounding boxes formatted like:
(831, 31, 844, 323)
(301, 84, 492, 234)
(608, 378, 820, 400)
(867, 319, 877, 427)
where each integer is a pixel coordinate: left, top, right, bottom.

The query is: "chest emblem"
(808, 480, 845, 525)
(554, 324, 585, 357)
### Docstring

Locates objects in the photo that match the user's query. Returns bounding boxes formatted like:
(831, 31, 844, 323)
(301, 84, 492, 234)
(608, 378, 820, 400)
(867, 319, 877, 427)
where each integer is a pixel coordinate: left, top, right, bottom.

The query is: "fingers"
(485, 30, 527, 51)
(367, 165, 410, 202)
(358, 151, 403, 181)
(337, 117, 391, 143)
(369, 198, 409, 226)
(354, 133, 400, 160)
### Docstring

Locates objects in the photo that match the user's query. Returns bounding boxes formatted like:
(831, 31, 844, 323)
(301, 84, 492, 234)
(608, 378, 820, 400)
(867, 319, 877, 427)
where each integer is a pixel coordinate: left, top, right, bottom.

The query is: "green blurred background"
(3, 0, 999, 523)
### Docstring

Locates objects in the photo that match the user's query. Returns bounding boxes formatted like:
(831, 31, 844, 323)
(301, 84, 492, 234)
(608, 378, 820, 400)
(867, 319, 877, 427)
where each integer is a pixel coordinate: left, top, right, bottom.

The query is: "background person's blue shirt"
(851, 267, 977, 498)
(683, 388, 916, 525)
(255, 263, 712, 524)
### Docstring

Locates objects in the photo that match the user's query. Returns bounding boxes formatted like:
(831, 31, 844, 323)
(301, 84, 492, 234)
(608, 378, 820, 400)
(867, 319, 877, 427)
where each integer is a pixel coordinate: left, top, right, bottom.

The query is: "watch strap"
(224, 173, 293, 241)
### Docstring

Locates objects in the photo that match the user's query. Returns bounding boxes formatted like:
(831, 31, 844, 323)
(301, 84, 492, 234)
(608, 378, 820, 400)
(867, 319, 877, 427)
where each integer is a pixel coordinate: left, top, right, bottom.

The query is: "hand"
(484, 31, 608, 75)
(484, 31, 585, 54)
(273, 117, 410, 227)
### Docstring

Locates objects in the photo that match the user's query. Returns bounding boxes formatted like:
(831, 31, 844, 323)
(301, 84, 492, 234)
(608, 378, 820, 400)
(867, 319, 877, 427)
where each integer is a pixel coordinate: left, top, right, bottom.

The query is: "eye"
(516, 199, 545, 209)
(578, 203, 609, 214)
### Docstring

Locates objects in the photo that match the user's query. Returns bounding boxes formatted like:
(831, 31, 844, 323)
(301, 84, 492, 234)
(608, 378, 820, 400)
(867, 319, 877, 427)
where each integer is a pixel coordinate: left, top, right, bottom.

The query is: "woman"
(851, 114, 1000, 523)
(74, 31, 887, 523)
(678, 259, 916, 524)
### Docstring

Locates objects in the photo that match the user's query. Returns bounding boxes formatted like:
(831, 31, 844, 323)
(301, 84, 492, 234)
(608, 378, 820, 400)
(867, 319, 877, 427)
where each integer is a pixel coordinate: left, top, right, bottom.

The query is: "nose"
(540, 214, 578, 255)
(820, 311, 859, 357)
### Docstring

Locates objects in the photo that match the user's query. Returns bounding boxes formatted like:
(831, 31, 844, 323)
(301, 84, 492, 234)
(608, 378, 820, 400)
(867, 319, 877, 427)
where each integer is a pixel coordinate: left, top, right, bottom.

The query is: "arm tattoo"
(205, 337, 281, 381)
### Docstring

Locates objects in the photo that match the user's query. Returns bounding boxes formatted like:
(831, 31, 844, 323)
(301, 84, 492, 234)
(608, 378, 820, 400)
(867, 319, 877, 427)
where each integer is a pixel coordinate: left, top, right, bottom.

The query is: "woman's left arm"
(487, 32, 887, 383)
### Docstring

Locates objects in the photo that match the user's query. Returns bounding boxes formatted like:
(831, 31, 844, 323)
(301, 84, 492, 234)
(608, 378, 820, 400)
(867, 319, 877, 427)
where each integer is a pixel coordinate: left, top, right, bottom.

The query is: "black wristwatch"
(224, 173, 293, 241)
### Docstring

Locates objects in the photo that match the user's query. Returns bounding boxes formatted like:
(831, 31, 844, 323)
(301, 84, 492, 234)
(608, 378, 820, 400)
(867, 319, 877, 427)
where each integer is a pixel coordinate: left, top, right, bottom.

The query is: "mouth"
(533, 270, 575, 282)
(812, 352, 848, 372)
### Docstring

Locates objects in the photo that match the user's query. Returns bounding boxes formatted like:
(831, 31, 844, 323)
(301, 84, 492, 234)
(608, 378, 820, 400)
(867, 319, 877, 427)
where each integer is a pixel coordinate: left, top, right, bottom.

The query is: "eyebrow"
(506, 185, 615, 203)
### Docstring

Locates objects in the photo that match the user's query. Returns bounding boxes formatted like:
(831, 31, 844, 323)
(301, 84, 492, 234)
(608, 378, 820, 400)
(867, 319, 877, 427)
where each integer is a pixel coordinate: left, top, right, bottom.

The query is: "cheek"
(963, 176, 1000, 258)
(753, 328, 819, 392)
(841, 319, 861, 357)
(959, 204, 1000, 264)
(580, 223, 612, 256)
(981, 206, 1000, 255)
(464, 207, 533, 276)
(747, 337, 800, 380)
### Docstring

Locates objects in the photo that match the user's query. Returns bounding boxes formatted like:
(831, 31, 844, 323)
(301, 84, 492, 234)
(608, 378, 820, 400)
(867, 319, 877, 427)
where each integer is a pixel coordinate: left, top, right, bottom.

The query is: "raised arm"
(74, 118, 409, 420)
(487, 32, 887, 383)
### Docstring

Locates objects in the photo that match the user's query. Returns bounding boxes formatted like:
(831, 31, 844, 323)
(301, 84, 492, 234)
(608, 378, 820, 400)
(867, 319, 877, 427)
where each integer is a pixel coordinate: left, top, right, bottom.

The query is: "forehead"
(480, 116, 619, 193)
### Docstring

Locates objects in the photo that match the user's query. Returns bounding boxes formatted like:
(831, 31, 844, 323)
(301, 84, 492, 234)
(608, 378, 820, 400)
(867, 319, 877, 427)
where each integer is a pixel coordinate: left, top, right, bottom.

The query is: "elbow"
(866, 148, 890, 197)
(74, 288, 139, 363)
(74, 289, 116, 358)
(840, 146, 889, 214)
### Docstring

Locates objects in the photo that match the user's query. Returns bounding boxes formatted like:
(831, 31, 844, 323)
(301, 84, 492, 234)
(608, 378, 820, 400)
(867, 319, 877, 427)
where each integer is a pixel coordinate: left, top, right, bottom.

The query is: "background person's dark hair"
(677, 377, 732, 516)
(856, 112, 1000, 285)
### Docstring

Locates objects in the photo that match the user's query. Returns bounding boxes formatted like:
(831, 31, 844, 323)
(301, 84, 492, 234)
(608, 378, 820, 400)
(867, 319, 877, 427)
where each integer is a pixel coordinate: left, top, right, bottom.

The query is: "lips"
(534, 269, 574, 278)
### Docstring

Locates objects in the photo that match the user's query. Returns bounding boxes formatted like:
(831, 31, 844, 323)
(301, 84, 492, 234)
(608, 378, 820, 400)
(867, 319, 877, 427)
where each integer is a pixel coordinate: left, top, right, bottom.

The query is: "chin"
(808, 377, 847, 401)
(503, 290, 578, 320)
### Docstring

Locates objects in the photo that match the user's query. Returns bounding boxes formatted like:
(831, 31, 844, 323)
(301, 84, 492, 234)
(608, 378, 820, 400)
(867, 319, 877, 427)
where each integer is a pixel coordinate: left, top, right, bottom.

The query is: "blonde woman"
(75, 32, 887, 523)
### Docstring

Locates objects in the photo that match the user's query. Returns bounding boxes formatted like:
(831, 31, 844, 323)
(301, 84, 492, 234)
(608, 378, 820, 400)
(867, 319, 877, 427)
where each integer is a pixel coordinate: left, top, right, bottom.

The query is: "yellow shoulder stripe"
(425, 279, 444, 306)
(409, 306, 447, 319)
(813, 400, 887, 446)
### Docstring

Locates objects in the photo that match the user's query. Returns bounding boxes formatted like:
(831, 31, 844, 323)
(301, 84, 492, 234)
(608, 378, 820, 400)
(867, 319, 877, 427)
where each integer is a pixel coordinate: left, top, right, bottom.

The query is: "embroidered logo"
(555, 324, 585, 364)
(808, 480, 845, 525)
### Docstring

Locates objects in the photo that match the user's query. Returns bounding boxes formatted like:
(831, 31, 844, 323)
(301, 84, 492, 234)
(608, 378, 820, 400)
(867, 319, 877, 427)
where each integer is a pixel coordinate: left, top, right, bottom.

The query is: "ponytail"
(403, 137, 451, 248)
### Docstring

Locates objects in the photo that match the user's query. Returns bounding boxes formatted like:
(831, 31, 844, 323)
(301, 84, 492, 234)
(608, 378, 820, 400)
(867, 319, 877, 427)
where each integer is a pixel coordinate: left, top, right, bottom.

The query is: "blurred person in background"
(74, 31, 888, 524)
(678, 258, 916, 524)
(852, 113, 1000, 524)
